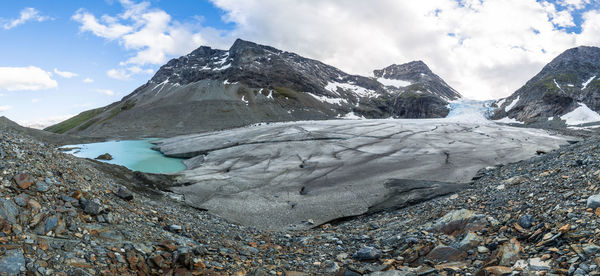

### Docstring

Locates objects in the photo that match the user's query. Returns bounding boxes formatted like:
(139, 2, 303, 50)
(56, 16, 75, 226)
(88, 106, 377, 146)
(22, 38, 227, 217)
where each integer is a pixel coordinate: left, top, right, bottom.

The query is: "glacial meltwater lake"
(60, 139, 186, 174)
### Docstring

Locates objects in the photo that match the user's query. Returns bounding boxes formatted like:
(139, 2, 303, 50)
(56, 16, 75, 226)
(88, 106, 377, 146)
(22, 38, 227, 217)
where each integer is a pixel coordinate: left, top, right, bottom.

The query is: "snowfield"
(504, 95, 520, 112)
(561, 102, 600, 126)
(377, 77, 412, 88)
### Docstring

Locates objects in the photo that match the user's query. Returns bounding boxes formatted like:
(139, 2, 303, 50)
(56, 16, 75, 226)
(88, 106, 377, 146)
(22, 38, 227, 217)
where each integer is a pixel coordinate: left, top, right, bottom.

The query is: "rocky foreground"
(2, 121, 600, 275)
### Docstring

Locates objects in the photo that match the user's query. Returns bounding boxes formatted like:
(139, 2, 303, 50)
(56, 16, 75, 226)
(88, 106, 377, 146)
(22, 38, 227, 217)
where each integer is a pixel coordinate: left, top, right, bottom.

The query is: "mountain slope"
(47, 39, 461, 138)
(492, 46, 600, 124)
(0, 116, 98, 145)
(373, 61, 461, 118)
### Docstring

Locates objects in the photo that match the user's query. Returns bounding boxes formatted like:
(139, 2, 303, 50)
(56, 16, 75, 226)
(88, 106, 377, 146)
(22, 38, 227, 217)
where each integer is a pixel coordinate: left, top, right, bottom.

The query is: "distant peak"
(552, 45, 600, 61)
(188, 45, 215, 56)
(230, 38, 260, 50)
(374, 60, 433, 78)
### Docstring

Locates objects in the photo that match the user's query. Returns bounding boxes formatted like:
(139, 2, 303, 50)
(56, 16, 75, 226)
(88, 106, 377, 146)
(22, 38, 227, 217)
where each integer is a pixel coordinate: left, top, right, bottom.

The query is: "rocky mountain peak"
(374, 61, 433, 80)
(374, 61, 461, 101)
(551, 46, 600, 64)
(229, 38, 278, 53)
(48, 39, 462, 137)
(534, 46, 600, 80)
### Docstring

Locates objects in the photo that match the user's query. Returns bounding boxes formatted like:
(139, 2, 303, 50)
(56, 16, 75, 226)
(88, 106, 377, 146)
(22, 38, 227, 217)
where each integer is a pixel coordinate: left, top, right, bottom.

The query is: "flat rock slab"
(155, 119, 570, 230)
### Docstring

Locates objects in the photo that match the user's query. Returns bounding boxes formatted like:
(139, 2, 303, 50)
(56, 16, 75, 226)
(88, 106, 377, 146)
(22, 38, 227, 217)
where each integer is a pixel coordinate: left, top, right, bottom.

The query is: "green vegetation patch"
(44, 108, 104, 134)
(99, 100, 136, 124)
(272, 86, 298, 99)
(537, 74, 578, 94)
(400, 85, 427, 99)
(589, 79, 600, 91)
(77, 118, 100, 131)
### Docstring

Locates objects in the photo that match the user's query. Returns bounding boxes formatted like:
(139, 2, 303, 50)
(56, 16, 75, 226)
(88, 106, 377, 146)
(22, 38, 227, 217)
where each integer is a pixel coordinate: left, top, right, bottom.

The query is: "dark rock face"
(492, 46, 600, 123)
(95, 153, 113, 160)
(373, 61, 461, 119)
(46, 39, 461, 138)
(374, 61, 462, 101)
(115, 187, 134, 201)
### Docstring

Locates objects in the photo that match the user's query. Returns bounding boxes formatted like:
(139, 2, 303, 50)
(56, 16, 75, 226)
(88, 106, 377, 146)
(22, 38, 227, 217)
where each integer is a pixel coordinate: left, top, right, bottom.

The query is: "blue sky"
(0, 0, 234, 127)
(0, 0, 599, 127)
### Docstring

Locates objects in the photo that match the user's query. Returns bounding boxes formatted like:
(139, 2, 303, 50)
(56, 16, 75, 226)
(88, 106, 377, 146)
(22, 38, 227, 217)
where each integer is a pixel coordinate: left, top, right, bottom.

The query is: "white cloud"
(71, 0, 600, 100)
(95, 89, 115, 96)
(127, 66, 154, 74)
(559, 0, 591, 10)
(2, 8, 51, 30)
(83, 78, 94, 83)
(107, 66, 154, 80)
(19, 114, 74, 129)
(543, 2, 576, 27)
(577, 10, 600, 46)
(0, 66, 58, 91)
(72, 8, 133, 39)
(0, 105, 12, 112)
(31, 98, 41, 103)
(53, 68, 79, 78)
(107, 68, 131, 80)
(72, 1, 226, 66)
(206, 0, 595, 100)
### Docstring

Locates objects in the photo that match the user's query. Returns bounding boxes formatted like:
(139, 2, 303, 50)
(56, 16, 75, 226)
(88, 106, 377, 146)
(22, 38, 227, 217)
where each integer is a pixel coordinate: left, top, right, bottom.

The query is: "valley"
(3, 37, 600, 275)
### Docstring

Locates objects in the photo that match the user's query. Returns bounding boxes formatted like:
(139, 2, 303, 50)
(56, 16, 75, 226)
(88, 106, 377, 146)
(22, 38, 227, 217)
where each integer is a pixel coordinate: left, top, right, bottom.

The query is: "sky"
(0, 0, 599, 128)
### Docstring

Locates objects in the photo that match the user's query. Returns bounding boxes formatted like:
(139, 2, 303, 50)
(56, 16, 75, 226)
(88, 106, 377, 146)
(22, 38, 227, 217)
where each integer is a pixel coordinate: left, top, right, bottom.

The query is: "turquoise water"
(61, 139, 186, 174)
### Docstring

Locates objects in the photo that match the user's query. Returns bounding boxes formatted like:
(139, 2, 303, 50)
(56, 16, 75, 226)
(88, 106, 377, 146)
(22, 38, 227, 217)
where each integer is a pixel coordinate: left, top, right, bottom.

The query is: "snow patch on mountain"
(553, 79, 563, 92)
(339, 112, 366, 120)
(494, 117, 523, 124)
(214, 63, 231, 71)
(583, 75, 596, 90)
(307, 93, 347, 105)
(496, 98, 507, 107)
(215, 52, 229, 65)
(505, 96, 520, 112)
(325, 81, 379, 98)
(560, 102, 600, 126)
(377, 78, 411, 88)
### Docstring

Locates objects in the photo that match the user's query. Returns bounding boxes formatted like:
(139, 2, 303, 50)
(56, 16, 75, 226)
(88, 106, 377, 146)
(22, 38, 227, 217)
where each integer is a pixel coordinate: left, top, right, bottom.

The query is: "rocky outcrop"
(374, 61, 461, 101)
(373, 61, 462, 118)
(46, 39, 461, 138)
(492, 46, 600, 124)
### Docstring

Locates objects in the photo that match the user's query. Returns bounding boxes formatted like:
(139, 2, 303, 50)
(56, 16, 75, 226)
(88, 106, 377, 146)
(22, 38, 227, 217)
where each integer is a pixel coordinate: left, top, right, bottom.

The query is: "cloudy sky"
(0, 0, 599, 128)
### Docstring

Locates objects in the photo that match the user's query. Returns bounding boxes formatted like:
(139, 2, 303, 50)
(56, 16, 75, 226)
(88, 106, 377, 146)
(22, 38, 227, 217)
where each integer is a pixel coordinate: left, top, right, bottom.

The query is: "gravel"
(2, 120, 600, 274)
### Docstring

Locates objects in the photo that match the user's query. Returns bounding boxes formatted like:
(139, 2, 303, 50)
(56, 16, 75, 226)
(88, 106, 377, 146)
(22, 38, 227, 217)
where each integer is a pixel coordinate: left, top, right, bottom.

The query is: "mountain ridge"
(46, 39, 461, 138)
(492, 45, 600, 124)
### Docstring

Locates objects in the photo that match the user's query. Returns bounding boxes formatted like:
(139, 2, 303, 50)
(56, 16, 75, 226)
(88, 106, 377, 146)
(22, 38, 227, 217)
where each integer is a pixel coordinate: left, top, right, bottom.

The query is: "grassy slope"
(44, 108, 104, 134)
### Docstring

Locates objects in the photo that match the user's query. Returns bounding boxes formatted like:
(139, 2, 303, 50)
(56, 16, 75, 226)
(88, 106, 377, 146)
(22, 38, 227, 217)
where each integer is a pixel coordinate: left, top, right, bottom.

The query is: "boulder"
(95, 153, 113, 160)
(483, 266, 513, 275)
(0, 199, 19, 224)
(13, 173, 33, 189)
(428, 209, 486, 236)
(587, 194, 600, 209)
(498, 238, 522, 266)
(81, 199, 103, 215)
(528, 257, 551, 271)
(115, 187, 133, 201)
(0, 249, 25, 274)
(353, 246, 381, 260)
(425, 246, 467, 262)
(517, 214, 535, 229)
